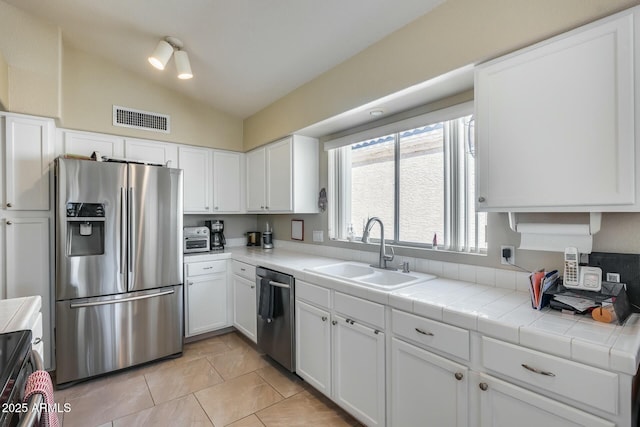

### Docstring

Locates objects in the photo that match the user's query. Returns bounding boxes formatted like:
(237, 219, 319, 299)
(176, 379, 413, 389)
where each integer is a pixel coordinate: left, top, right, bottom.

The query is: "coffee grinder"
(205, 219, 226, 251)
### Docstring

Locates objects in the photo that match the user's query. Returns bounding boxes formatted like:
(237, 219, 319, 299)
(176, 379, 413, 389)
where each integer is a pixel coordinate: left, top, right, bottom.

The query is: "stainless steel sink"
(308, 262, 435, 290)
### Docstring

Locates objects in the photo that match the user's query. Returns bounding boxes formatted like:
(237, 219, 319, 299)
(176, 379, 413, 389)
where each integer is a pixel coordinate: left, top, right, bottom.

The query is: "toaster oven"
(184, 226, 210, 253)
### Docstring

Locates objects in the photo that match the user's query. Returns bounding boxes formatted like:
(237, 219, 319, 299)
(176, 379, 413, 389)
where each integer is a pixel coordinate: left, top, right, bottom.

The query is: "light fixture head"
(174, 50, 193, 80)
(148, 39, 173, 70)
(369, 109, 384, 117)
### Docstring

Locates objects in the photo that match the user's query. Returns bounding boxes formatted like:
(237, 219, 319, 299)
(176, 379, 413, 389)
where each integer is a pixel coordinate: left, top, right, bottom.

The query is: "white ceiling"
(5, 0, 447, 119)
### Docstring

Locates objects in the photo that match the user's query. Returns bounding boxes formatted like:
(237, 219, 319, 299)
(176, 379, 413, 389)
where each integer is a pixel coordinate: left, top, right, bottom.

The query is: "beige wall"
(61, 44, 243, 151)
(0, 51, 8, 109)
(0, 1, 61, 118)
(243, 0, 638, 150)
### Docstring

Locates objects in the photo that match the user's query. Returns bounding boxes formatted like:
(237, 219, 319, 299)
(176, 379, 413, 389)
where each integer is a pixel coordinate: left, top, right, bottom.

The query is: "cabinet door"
(391, 338, 468, 427)
(185, 272, 227, 336)
(213, 151, 242, 213)
(266, 137, 293, 212)
(295, 299, 331, 397)
(5, 218, 51, 369)
(61, 130, 124, 158)
(5, 116, 53, 210)
(179, 146, 211, 213)
(124, 138, 178, 167)
(246, 148, 266, 212)
(232, 275, 257, 342)
(332, 314, 385, 427)
(475, 11, 635, 211)
(478, 374, 614, 427)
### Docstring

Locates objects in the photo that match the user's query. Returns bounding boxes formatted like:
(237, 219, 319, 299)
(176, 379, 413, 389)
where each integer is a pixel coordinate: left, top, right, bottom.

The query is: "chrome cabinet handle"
(454, 372, 463, 381)
(345, 318, 355, 325)
(214, 206, 219, 210)
(479, 382, 488, 391)
(415, 327, 433, 336)
(521, 364, 556, 377)
(321, 316, 327, 322)
(478, 196, 486, 203)
(6, 203, 12, 208)
(205, 206, 210, 210)
(374, 329, 380, 335)
(188, 282, 194, 286)
(250, 285, 255, 289)
(332, 320, 337, 325)
(203, 266, 213, 270)
(6, 221, 11, 225)
(240, 268, 246, 271)
(32, 337, 42, 345)
(265, 206, 269, 210)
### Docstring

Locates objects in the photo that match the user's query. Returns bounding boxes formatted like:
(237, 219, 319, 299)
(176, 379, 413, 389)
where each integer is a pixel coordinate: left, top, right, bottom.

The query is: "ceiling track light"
(148, 36, 193, 79)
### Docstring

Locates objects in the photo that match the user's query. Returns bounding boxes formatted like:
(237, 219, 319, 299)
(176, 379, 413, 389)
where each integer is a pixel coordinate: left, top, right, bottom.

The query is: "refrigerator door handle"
(69, 289, 175, 309)
(120, 187, 126, 276)
(128, 187, 134, 276)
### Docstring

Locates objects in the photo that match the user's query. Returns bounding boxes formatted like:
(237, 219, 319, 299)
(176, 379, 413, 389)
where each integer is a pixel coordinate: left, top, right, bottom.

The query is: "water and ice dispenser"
(66, 202, 105, 256)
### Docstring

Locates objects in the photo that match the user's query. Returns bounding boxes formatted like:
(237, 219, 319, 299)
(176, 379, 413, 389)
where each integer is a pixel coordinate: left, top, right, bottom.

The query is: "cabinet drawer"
(232, 260, 255, 280)
(334, 292, 384, 329)
(296, 280, 330, 309)
(482, 337, 618, 414)
(392, 309, 469, 361)
(187, 260, 226, 277)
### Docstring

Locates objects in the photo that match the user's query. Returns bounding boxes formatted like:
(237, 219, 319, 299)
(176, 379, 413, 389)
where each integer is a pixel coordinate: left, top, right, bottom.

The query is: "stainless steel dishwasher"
(256, 266, 295, 372)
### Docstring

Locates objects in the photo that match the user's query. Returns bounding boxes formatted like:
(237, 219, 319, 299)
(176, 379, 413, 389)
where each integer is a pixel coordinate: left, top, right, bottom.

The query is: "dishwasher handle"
(265, 280, 290, 289)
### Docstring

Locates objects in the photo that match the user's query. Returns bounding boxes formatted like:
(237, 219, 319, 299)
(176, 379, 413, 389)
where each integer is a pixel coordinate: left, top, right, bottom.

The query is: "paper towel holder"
(508, 212, 602, 235)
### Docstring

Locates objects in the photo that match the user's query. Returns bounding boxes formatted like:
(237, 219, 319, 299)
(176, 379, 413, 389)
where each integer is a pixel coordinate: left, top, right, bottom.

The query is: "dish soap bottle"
(347, 223, 355, 242)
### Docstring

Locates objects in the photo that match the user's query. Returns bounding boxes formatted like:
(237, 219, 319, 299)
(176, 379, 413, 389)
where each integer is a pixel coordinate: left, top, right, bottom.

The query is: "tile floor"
(53, 332, 362, 427)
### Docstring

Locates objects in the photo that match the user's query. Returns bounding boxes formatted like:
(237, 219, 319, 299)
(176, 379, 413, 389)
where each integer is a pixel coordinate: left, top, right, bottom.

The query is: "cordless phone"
(563, 247, 580, 288)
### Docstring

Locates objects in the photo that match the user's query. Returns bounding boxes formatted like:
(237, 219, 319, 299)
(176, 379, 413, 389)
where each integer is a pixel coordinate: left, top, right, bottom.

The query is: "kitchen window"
(327, 102, 487, 253)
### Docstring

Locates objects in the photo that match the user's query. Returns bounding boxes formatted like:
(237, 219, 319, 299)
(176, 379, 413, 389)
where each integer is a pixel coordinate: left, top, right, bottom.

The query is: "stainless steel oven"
(256, 267, 295, 372)
(0, 330, 44, 427)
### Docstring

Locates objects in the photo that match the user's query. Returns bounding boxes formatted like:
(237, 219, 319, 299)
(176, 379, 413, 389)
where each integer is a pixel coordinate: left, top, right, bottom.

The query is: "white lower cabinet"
(390, 337, 468, 427)
(232, 274, 257, 343)
(295, 300, 331, 396)
(333, 314, 385, 426)
(184, 259, 228, 337)
(295, 281, 385, 427)
(478, 373, 613, 427)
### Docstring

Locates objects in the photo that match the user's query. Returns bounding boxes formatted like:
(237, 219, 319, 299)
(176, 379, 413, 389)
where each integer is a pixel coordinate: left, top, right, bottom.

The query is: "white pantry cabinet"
(475, 7, 639, 212)
(3, 114, 54, 211)
(184, 259, 228, 337)
(231, 260, 257, 342)
(58, 129, 124, 159)
(295, 281, 385, 427)
(124, 138, 178, 167)
(246, 135, 319, 213)
(390, 337, 468, 427)
(179, 146, 211, 213)
(5, 217, 52, 369)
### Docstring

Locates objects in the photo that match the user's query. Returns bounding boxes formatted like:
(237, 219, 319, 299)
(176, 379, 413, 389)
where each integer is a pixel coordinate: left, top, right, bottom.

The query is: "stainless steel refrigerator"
(54, 158, 184, 385)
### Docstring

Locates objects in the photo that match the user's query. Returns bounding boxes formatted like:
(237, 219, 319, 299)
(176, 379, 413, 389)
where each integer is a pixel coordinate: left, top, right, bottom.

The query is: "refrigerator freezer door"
(55, 285, 183, 384)
(128, 164, 183, 292)
(56, 159, 128, 300)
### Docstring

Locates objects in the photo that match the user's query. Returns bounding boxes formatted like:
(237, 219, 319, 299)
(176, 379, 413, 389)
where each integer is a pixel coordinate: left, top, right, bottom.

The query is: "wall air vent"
(113, 105, 170, 133)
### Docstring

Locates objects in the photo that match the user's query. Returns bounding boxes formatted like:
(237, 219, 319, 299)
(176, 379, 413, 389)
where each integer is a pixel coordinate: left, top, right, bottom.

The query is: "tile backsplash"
(274, 240, 531, 292)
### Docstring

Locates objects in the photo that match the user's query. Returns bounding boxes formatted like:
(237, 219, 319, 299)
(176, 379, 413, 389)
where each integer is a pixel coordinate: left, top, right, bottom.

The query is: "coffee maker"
(205, 220, 226, 251)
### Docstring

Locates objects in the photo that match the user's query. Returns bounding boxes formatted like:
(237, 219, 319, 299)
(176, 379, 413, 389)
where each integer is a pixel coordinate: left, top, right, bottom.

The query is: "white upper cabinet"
(213, 151, 243, 213)
(59, 129, 124, 159)
(4, 114, 54, 210)
(246, 135, 319, 213)
(124, 138, 178, 167)
(475, 8, 638, 212)
(179, 146, 211, 213)
(246, 148, 267, 212)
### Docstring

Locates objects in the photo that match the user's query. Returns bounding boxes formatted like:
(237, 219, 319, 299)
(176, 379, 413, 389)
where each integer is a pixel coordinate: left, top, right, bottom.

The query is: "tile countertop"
(226, 247, 640, 376)
(0, 296, 41, 333)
